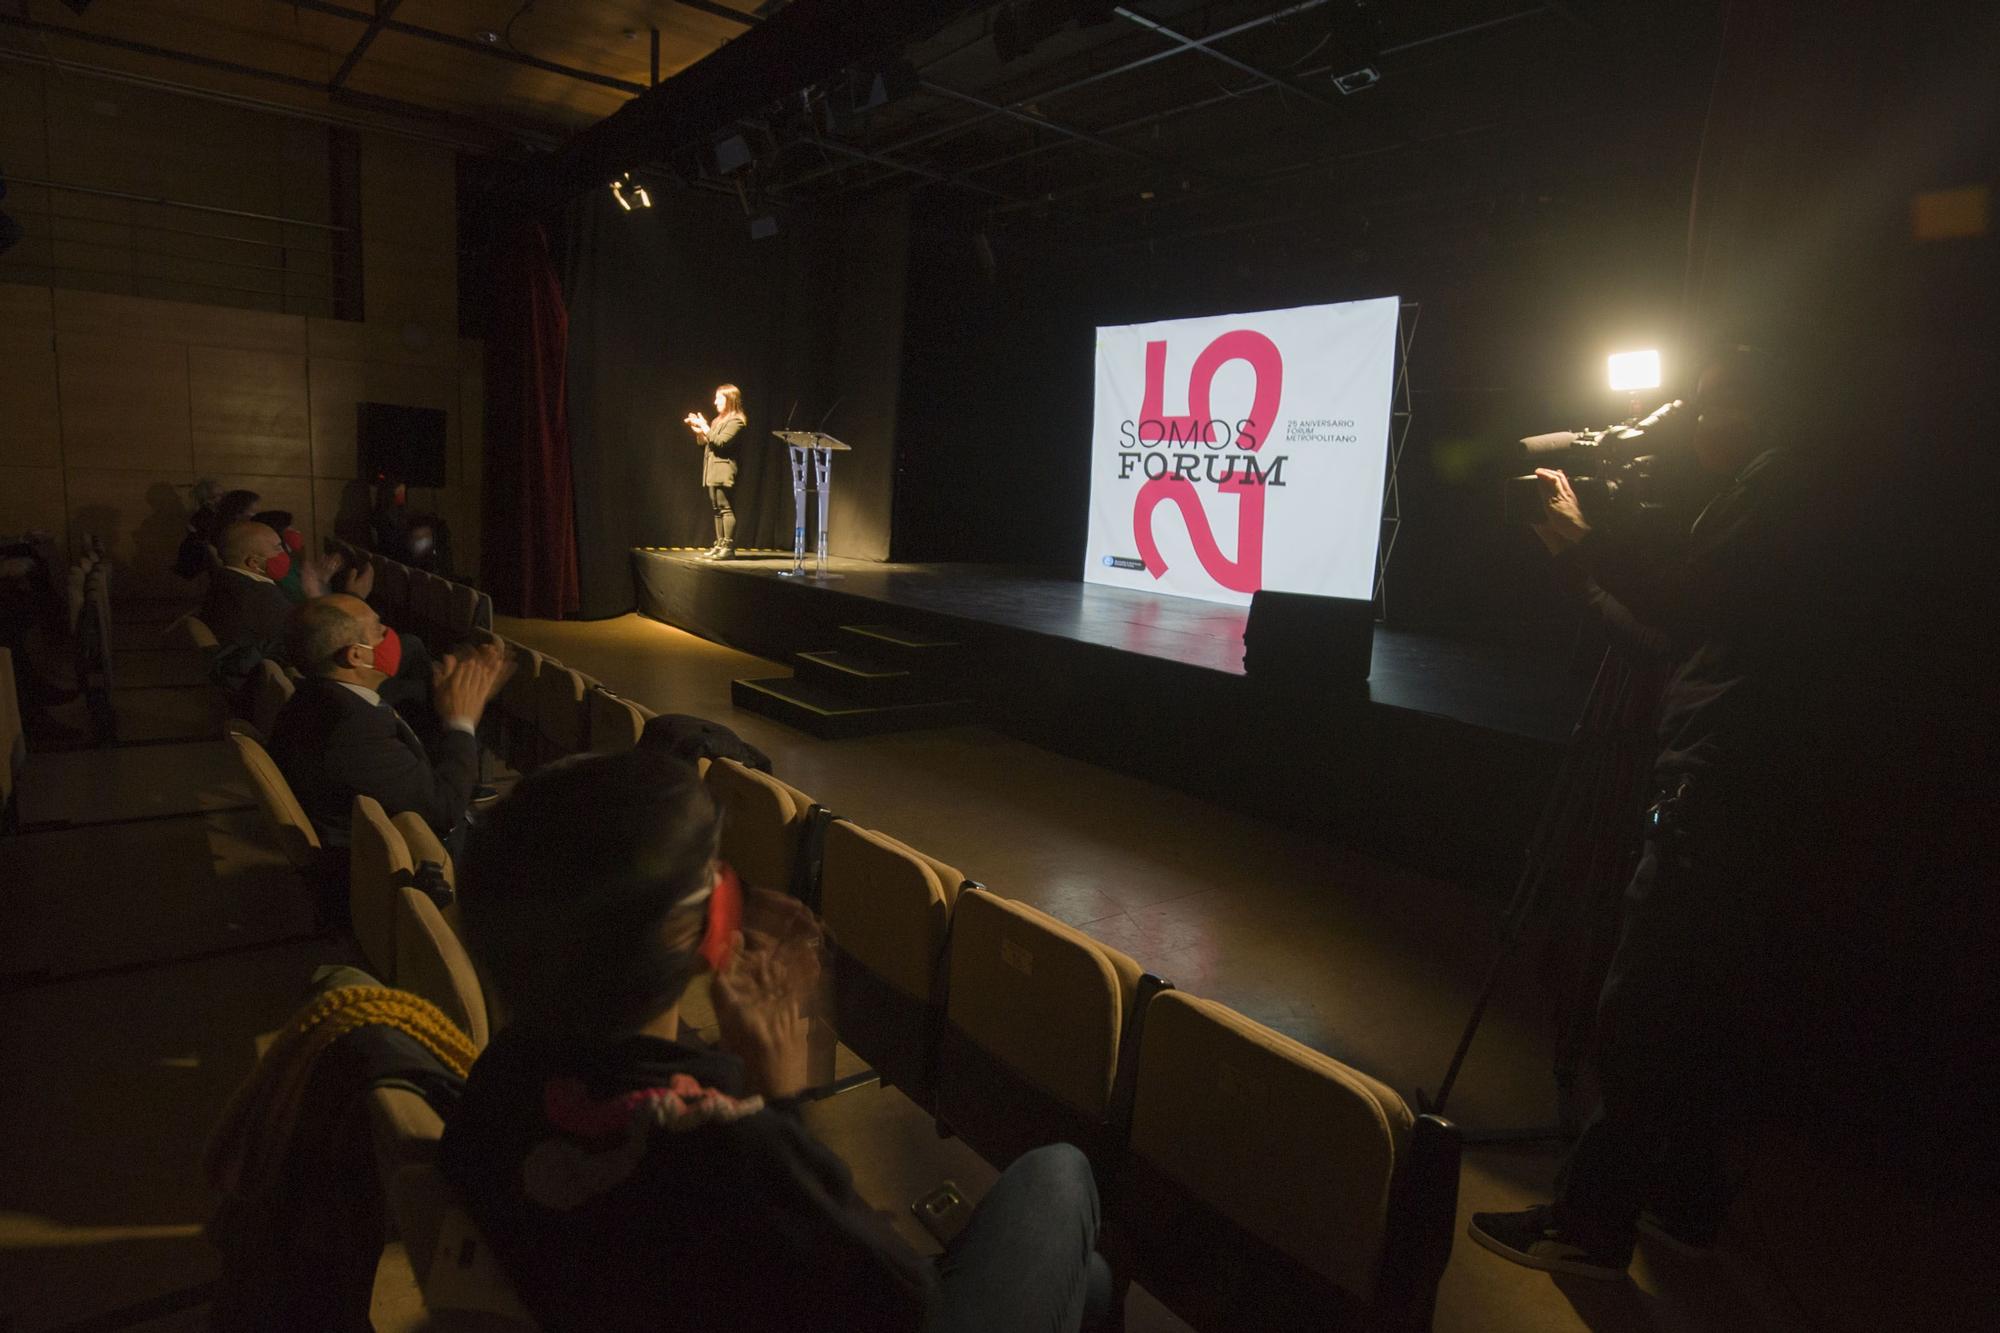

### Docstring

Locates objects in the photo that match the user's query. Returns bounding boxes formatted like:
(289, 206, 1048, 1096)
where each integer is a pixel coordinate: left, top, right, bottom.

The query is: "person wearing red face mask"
(269, 595, 510, 904)
(202, 520, 304, 705)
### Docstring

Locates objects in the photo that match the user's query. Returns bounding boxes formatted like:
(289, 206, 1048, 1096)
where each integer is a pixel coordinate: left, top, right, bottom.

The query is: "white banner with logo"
(1084, 296, 1399, 606)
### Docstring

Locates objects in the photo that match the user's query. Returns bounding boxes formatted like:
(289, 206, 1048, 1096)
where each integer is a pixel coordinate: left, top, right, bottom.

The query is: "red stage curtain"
(483, 220, 581, 619)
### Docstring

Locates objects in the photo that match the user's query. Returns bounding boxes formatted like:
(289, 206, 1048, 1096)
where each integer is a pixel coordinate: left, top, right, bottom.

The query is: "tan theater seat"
(497, 642, 543, 769)
(250, 657, 296, 737)
(390, 1163, 540, 1329)
(378, 560, 410, 626)
(447, 581, 482, 641)
(818, 821, 965, 1099)
(1113, 991, 1459, 1331)
(166, 614, 219, 651)
(226, 721, 320, 874)
(586, 687, 650, 755)
(703, 758, 814, 896)
(392, 877, 490, 1050)
(369, 1092, 539, 1329)
(534, 663, 589, 764)
(937, 887, 1154, 1170)
(390, 811, 489, 1050)
(422, 574, 459, 645)
(350, 796, 411, 980)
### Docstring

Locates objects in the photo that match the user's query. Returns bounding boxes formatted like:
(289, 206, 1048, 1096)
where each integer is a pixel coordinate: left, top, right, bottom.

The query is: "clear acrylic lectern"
(772, 429, 851, 579)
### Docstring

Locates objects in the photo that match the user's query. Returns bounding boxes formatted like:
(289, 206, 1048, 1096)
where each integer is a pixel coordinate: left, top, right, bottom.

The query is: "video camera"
(1501, 398, 1684, 527)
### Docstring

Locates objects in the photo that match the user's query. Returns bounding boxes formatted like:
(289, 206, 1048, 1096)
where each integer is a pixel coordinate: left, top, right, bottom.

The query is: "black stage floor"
(632, 549, 1584, 888)
(631, 550, 1582, 741)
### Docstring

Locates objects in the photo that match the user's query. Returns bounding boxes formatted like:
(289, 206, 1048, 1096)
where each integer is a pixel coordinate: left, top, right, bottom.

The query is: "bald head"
(286, 594, 379, 677)
(219, 519, 282, 570)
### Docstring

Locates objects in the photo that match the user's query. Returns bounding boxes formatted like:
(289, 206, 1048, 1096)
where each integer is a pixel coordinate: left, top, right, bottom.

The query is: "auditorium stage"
(631, 549, 1585, 889)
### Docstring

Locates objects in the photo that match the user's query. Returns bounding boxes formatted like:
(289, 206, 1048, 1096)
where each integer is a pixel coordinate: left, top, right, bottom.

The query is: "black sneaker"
(1468, 1205, 1630, 1280)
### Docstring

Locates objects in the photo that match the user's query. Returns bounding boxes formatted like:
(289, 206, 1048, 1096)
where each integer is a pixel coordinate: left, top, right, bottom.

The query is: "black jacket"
(269, 676, 481, 848)
(1556, 448, 1821, 796)
(202, 568, 294, 695)
(702, 413, 745, 488)
(439, 1031, 936, 1333)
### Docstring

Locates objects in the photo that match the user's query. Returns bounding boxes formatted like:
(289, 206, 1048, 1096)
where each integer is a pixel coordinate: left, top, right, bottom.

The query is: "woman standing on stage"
(685, 383, 746, 560)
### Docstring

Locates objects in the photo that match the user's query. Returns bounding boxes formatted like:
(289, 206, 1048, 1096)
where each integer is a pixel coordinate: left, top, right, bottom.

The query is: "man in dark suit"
(202, 520, 299, 699)
(269, 594, 507, 856)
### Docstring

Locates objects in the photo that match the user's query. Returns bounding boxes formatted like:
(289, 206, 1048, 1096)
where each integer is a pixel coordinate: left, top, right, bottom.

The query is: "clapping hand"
(432, 640, 511, 728)
(299, 550, 343, 598)
(712, 889, 825, 1101)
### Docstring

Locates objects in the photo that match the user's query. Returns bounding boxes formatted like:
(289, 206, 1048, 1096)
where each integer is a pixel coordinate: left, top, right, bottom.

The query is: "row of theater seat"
(325, 538, 492, 650)
(205, 546, 1460, 1330)
(698, 760, 1464, 1330)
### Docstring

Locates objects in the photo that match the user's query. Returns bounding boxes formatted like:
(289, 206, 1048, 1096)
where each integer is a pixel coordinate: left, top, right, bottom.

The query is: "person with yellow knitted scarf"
(204, 971, 475, 1332)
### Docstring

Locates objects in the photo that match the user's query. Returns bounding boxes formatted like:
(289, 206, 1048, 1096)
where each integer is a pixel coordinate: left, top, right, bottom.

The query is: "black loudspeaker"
(1242, 591, 1374, 687)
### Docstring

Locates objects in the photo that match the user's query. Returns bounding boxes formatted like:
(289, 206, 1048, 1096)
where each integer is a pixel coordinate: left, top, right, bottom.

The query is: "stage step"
(839, 623, 962, 660)
(793, 650, 915, 703)
(731, 675, 974, 740)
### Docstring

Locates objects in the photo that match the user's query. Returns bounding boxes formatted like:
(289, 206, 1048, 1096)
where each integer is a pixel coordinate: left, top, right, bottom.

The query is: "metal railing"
(0, 176, 359, 319)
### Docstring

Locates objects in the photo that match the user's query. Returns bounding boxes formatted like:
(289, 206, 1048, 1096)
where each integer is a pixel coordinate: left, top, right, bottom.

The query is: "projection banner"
(1084, 296, 1400, 607)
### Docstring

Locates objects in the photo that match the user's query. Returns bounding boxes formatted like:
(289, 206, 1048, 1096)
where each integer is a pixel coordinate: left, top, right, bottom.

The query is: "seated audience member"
(402, 512, 451, 576)
(440, 749, 1113, 1333)
(268, 595, 506, 855)
(202, 520, 301, 698)
(251, 507, 310, 601)
(369, 475, 410, 559)
(172, 478, 224, 581)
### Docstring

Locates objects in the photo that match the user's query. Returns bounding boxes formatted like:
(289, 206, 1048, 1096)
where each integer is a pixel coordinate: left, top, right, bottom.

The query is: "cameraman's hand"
(1531, 468, 1590, 554)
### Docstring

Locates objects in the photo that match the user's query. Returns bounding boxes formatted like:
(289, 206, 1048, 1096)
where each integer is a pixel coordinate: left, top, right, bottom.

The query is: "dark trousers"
(927, 1144, 1112, 1333)
(1554, 827, 1777, 1253)
(708, 485, 736, 546)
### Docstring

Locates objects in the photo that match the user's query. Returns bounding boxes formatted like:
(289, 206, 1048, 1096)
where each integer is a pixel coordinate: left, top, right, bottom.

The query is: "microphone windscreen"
(1519, 431, 1577, 454)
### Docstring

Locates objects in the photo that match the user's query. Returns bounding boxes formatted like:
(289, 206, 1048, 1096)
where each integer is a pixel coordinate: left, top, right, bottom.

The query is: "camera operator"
(1470, 346, 1825, 1279)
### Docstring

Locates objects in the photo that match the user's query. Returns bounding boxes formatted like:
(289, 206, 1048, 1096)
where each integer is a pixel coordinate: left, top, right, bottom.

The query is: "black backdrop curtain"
(560, 186, 908, 619)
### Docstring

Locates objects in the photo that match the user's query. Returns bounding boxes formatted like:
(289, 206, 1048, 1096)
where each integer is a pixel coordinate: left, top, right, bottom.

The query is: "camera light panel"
(1607, 349, 1662, 392)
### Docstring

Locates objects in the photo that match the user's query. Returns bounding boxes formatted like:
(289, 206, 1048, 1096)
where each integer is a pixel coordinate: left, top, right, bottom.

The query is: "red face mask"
(365, 626, 402, 680)
(282, 527, 305, 552)
(261, 550, 292, 582)
(699, 863, 743, 974)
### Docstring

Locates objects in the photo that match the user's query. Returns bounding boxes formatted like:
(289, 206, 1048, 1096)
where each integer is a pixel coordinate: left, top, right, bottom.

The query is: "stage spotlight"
(1331, 66, 1380, 95)
(1607, 349, 1661, 392)
(609, 172, 651, 210)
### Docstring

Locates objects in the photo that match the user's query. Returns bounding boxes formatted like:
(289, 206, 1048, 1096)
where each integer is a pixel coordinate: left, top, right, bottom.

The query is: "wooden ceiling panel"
(1, 0, 764, 147)
(343, 28, 632, 134)
(402, 0, 742, 81)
